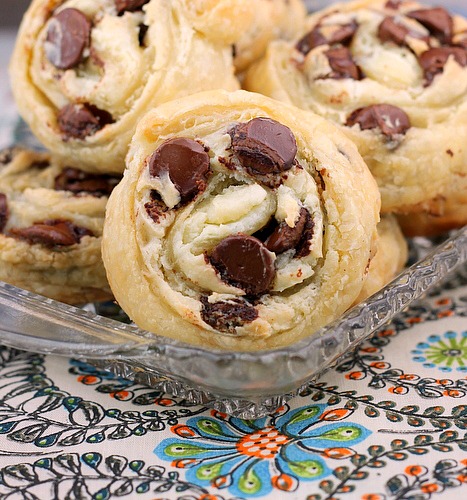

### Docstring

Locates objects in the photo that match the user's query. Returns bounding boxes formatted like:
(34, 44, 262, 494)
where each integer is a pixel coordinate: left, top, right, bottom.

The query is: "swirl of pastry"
(244, 0, 467, 214)
(102, 90, 380, 350)
(9, 0, 244, 174)
(0, 147, 118, 304)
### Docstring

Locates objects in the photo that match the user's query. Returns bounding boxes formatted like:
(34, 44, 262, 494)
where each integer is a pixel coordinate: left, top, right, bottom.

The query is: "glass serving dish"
(0, 229, 465, 418)
(1, 0, 466, 419)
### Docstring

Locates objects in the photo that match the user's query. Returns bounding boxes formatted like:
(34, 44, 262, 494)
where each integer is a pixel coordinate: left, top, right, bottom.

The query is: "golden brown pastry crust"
(244, 0, 467, 215)
(9, 0, 241, 174)
(355, 215, 408, 303)
(102, 90, 380, 350)
(0, 147, 114, 304)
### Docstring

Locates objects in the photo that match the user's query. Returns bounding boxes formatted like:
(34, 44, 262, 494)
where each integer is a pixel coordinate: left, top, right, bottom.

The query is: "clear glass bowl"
(0, 229, 465, 418)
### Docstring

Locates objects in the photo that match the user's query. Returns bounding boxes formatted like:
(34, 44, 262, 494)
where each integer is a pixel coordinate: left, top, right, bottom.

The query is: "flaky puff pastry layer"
(0, 148, 115, 304)
(244, 0, 467, 215)
(355, 215, 408, 304)
(102, 90, 380, 350)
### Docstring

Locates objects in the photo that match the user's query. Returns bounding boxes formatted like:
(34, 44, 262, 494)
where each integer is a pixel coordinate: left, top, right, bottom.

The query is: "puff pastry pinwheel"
(102, 90, 380, 350)
(231, 0, 307, 72)
(0, 147, 118, 304)
(355, 215, 407, 304)
(244, 0, 467, 215)
(9, 0, 241, 174)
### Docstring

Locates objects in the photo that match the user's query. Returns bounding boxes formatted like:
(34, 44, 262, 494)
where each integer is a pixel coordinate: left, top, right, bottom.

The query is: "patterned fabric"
(0, 273, 465, 499)
(0, 23, 466, 499)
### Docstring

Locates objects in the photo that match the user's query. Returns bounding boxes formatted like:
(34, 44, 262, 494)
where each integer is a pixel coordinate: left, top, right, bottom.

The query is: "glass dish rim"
(0, 227, 465, 416)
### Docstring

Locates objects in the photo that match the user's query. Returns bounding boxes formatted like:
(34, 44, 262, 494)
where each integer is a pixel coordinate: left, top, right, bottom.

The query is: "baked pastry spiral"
(355, 215, 408, 303)
(0, 147, 117, 304)
(232, 0, 307, 72)
(9, 0, 240, 173)
(102, 90, 380, 350)
(244, 0, 467, 215)
(9, 0, 306, 174)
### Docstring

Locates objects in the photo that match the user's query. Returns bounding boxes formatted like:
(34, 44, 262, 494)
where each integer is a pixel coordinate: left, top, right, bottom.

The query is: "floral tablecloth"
(1, 26, 467, 500)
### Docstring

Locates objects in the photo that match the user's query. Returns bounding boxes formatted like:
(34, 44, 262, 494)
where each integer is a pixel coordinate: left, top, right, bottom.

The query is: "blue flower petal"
(299, 422, 371, 448)
(186, 416, 242, 441)
(228, 458, 273, 498)
(276, 404, 326, 434)
(277, 443, 330, 481)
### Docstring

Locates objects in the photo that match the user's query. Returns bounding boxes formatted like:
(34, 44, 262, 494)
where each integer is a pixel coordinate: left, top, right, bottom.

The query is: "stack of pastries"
(3, 0, 463, 350)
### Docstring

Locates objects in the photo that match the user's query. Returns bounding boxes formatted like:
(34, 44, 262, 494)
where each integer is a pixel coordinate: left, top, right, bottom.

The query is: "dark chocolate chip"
(324, 46, 363, 80)
(0, 148, 17, 165)
(385, 0, 403, 9)
(144, 190, 169, 223)
(138, 23, 149, 46)
(45, 8, 91, 70)
(57, 103, 114, 140)
(296, 20, 358, 55)
(295, 213, 315, 258)
(148, 138, 210, 205)
(407, 8, 453, 44)
(378, 16, 429, 47)
(115, 0, 150, 15)
(9, 219, 93, 247)
(210, 234, 275, 296)
(229, 118, 297, 175)
(346, 104, 411, 139)
(264, 208, 309, 254)
(0, 193, 8, 233)
(455, 35, 467, 49)
(200, 296, 258, 334)
(419, 47, 467, 85)
(378, 17, 410, 46)
(54, 168, 119, 197)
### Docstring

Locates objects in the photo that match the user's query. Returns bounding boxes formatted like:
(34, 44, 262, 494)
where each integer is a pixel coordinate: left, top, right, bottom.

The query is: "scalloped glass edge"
(0, 227, 465, 418)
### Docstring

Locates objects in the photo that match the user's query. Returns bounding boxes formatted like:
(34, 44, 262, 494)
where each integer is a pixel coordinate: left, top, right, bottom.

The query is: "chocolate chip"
(0, 148, 17, 165)
(385, 0, 403, 9)
(407, 8, 453, 44)
(296, 20, 358, 55)
(346, 104, 411, 139)
(378, 16, 430, 47)
(57, 103, 114, 140)
(144, 190, 169, 223)
(9, 219, 93, 247)
(45, 8, 91, 70)
(54, 168, 119, 197)
(200, 297, 258, 334)
(378, 17, 409, 46)
(264, 208, 309, 254)
(419, 47, 467, 85)
(455, 34, 467, 49)
(324, 47, 363, 80)
(210, 234, 275, 296)
(0, 193, 8, 233)
(295, 213, 315, 258)
(230, 118, 297, 175)
(148, 138, 210, 205)
(138, 23, 149, 46)
(115, 0, 150, 15)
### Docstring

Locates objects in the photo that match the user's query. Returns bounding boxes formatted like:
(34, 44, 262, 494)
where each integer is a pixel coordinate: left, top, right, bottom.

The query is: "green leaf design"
(386, 412, 403, 422)
(196, 419, 225, 437)
(319, 425, 362, 441)
(364, 407, 380, 418)
(414, 434, 433, 445)
(196, 461, 224, 481)
(288, 406, 321, 425)
(238, 466, 262, 495)
(288, 460, 324, 479)
(165, 443, 213, 458)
